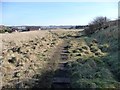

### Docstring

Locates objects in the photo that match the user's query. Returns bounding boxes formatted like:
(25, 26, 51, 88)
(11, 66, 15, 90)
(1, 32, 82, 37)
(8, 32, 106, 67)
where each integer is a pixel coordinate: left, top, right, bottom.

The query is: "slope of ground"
(65, 25, 120, 88)
(85, 25, 119, 81)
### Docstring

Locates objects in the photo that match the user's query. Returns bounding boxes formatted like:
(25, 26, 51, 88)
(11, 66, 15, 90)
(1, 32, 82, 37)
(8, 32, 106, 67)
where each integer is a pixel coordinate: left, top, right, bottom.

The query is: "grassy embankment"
(66, 25, 120, 88)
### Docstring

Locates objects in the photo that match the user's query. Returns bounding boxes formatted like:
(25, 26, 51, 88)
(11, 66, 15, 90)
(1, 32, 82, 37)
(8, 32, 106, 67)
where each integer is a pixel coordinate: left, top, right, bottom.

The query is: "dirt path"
(51, 40, 71, 88)
(50, 31, 82, 88)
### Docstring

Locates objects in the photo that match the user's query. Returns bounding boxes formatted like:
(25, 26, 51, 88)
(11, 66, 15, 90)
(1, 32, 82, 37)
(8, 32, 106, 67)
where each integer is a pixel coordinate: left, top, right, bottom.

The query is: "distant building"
(12, 26, 30, 32)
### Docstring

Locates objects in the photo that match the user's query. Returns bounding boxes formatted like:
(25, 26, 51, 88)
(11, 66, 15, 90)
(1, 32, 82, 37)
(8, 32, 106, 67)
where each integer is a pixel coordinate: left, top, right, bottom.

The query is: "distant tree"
(75, 26, 81, 29)
(84, 16, 110, 35)
(91, 16, 110, 30)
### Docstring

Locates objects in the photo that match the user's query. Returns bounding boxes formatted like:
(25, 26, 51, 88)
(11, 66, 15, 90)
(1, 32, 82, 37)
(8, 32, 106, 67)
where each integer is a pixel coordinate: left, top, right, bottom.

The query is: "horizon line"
(0, 24, 88, 26)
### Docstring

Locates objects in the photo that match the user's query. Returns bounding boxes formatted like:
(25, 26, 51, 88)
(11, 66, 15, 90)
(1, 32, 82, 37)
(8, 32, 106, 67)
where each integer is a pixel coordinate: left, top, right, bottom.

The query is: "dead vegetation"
(1, 30, 63, 89)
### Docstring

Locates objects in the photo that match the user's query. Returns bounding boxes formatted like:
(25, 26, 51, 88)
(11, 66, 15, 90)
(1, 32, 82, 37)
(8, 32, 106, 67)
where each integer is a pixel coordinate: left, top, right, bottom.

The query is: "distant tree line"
(0, 26, 13, 33)
(75, 26, 87, 29)
(0, 26, 30, 33)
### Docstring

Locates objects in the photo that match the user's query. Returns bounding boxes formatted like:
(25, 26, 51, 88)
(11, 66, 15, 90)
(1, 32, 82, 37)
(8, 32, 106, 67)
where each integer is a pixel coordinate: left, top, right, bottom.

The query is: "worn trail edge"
(51, 40, 71, 88)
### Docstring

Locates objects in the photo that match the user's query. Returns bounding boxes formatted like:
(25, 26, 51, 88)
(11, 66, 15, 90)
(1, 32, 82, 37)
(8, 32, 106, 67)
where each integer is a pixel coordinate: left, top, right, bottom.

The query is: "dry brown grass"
(1, 31, 48, 44)
(0, 29, 82, 88)
(0, 30, 63, 88)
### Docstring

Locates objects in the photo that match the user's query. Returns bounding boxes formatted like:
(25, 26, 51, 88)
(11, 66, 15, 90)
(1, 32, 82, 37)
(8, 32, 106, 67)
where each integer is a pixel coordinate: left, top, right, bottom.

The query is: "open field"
(0, 29, 81, 89)
(1, 30, 62, 88)
(1, 31, 48, 45)
(0, 26, 120, 89)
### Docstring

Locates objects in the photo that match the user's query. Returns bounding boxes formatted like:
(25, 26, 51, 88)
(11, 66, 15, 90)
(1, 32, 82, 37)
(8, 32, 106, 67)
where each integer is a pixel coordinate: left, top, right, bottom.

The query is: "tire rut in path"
(51, 41, 71, 88)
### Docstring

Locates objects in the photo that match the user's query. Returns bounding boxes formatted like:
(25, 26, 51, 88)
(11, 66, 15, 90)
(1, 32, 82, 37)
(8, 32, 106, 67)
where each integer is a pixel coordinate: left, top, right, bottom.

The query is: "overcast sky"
(1, 2, 118, 26)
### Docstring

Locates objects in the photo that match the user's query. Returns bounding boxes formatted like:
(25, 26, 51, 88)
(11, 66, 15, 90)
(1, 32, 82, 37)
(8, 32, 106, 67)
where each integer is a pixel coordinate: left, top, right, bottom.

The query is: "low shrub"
(92, 39, 98, 44)
(82, 45, 89, 50)
(98, 44, 109, 52)
(90, 46, 99, 53)
(94, 51, 102, 56)
(8, 56, 16, 64)
(78, 48, 84, 52)
(84, 50, 90, 54)
(13, 72, 21, 78)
